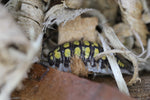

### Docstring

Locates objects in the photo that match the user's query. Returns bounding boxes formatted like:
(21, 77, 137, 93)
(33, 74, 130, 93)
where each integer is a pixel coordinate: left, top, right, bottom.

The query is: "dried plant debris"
(94, 25, 141, 94)
(5, 0, 44, 62)
(44, 4, 99, 30)
(101, 24, 144, 85)
(0, 4, 42, 100)
(4, 0, 19, 19)
(117, 0, 149, 47)
(113, 23, 134, 49)
(5, 0, 44, 41)
(97, 34, 129, 95)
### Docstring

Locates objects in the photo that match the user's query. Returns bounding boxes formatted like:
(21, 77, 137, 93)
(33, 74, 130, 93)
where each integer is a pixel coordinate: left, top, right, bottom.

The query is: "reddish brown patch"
(70, 55, 88, 77)
(11, 64, 135, 100)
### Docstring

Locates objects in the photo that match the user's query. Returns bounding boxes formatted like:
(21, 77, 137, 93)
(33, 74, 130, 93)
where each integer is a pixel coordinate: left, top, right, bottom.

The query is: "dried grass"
(0, 4, 42, 100)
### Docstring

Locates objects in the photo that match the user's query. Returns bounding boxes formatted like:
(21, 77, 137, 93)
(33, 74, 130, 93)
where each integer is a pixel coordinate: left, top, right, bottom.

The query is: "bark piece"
(58, 16, 98, 44)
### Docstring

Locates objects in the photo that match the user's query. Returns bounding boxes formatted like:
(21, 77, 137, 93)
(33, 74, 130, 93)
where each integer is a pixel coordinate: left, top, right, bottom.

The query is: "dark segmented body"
(48, 40, 133, 74)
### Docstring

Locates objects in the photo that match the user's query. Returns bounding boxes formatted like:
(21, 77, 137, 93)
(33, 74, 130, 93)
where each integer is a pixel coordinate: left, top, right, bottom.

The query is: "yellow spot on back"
(84, 41, 90, 46)
(50, 53, 53, 56)
(102, 56, 106, 60)
(54, 47, 61, 59)
(54, 47, 60, 52)
(118, 60, 125, 67)
(74, 41, 79, 45)
(65, 49, 71, 57)
(92, 42, 98, 47)
(94, 48, 99, 57)
(54, 52, 61, 59)
(50, 56, 53, 60)
(74, 47, 81, 56)
(63, 43, 70, 48)
(85, 47, 90, 59)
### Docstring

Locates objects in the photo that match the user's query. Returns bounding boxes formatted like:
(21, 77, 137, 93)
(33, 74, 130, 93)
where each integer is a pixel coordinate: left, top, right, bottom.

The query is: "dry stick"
(98, 34, 130, 95)
(133, 31, 144, 52)
(133, 30, 146, 57)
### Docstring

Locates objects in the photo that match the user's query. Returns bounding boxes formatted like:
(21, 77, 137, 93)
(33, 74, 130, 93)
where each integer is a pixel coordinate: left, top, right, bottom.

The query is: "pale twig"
(133, 30, 145, 54)
(133, 30, 147, 58)
(85, 9, 107, 25)
(98, 34, 130, 95)
(102, 24, 140, 86)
